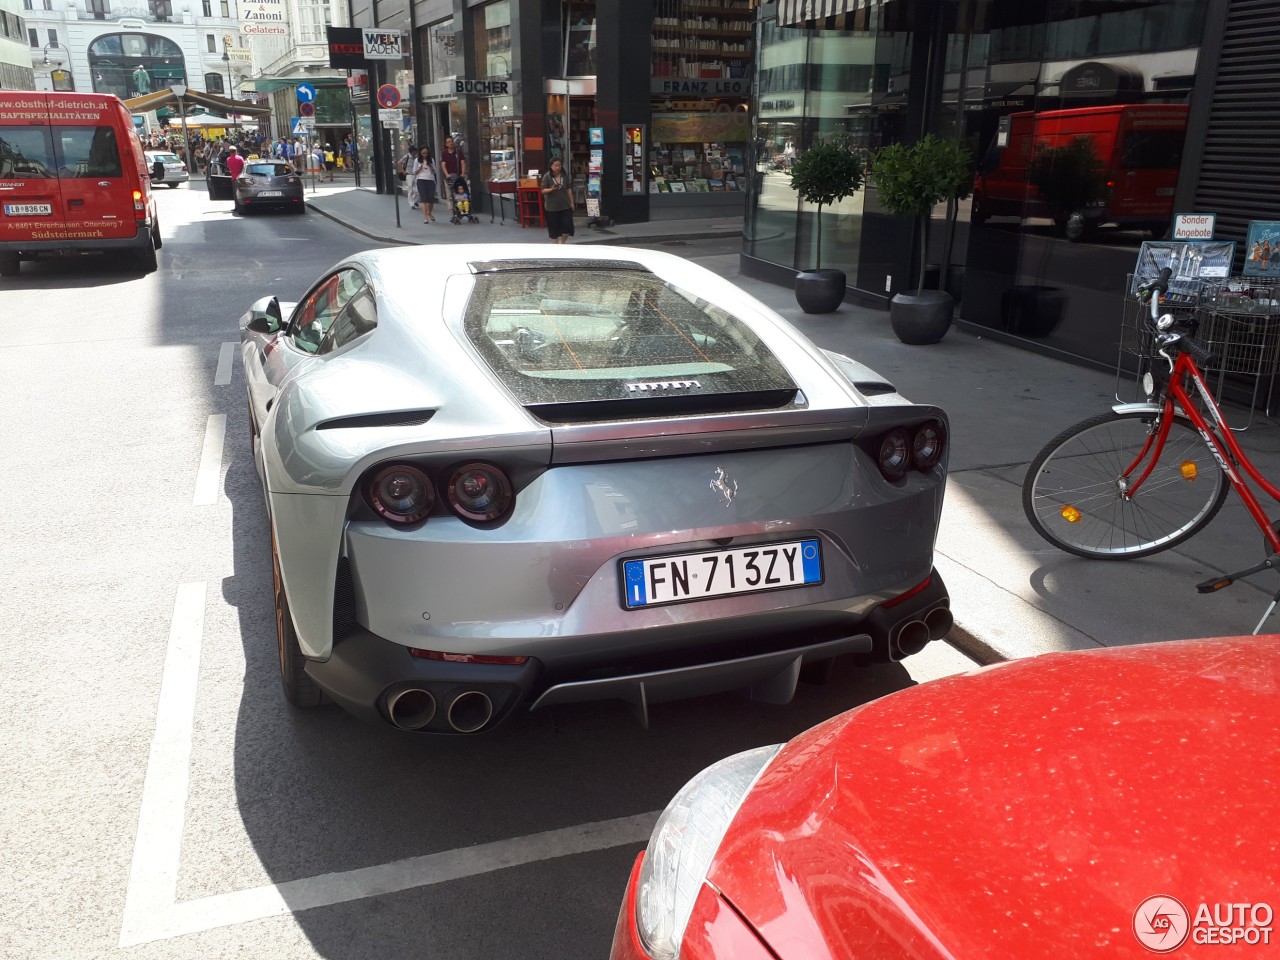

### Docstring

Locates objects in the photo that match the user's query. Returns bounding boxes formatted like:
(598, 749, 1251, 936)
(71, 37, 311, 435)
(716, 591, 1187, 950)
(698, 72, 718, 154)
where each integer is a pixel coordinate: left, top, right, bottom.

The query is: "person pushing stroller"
(449, 175, 480, 224)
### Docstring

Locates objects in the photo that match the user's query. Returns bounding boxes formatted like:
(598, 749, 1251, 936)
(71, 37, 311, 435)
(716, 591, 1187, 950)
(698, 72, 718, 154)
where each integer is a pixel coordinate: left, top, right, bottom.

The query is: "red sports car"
(611, 636, 1280, 959)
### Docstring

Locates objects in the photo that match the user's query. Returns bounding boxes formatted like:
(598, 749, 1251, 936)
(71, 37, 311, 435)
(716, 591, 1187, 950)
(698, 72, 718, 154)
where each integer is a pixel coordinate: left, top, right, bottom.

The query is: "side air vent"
(316, 410, 436, 430)
(853, 381, 897, 397)
(332, 556, 358, 642)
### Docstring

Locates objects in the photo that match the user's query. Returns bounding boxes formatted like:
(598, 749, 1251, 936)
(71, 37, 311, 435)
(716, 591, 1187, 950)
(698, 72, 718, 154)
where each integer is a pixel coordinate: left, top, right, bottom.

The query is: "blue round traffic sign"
(376, 84, 401, 109)
(295, 82, 317, 103)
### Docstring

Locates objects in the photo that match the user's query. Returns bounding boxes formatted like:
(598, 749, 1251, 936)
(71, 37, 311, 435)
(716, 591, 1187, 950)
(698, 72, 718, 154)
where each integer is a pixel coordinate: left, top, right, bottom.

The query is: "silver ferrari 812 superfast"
(240, 245, 952, 734)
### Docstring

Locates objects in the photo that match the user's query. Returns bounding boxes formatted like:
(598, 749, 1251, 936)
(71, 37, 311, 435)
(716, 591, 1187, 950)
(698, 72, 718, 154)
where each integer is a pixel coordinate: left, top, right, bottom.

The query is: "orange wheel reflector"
(1180, 461, 1198, 480)
(1061, 505, 1082, 523)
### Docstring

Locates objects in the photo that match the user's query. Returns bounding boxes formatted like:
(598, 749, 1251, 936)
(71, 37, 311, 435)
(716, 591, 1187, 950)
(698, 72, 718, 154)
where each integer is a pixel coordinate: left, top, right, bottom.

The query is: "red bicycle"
(1023, 267, 1280, 632)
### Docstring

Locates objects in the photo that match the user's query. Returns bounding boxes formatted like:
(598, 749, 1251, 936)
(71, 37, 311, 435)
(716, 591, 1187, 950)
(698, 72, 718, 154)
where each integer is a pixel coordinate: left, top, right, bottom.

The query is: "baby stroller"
(449, 176, 480, 224)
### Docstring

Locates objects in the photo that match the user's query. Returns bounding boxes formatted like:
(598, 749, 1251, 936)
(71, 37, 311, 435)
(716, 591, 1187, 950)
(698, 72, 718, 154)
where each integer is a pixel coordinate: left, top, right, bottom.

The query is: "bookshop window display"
(649, 108, 749, 211)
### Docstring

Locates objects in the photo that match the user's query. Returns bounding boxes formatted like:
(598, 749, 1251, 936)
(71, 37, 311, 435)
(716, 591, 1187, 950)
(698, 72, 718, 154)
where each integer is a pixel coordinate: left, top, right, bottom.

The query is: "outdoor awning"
(778, 0, 872, 30)
(123, 88, 271, 117)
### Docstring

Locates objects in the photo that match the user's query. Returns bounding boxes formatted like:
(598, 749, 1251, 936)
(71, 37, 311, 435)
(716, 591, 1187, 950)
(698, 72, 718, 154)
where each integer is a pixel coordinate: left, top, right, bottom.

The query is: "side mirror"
(246, 295, 283, 334)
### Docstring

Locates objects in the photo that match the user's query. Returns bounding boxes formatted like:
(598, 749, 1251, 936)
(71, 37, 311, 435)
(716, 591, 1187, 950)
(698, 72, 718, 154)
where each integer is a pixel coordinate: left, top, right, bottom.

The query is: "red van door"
(49, 100, 142, 244)
(0, 95, 63, 241)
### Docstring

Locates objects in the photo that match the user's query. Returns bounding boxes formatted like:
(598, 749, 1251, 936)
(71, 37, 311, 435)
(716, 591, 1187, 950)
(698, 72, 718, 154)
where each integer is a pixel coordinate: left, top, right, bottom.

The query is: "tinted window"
(56, 126, 122, 178)
(320, 286, 377, 354)
(464, 267, 796, 414)
(0, 125, 55, 178)
(1120, 130, 1185, 169)
(291, 269, 366, 354)
(245, 162, 291, 177)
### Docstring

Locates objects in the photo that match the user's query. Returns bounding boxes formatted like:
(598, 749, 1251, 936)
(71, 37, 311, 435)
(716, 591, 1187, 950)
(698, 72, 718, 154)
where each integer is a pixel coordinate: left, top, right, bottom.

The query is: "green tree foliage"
(1026, 136, 1108, 226)
(870, 135, 974, 290)
(789, 139, 865, 269)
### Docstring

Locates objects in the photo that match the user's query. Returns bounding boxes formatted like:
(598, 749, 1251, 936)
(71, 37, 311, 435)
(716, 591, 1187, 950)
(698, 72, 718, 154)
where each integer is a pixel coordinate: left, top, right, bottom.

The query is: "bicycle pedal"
(1197, 576, 1233, 593)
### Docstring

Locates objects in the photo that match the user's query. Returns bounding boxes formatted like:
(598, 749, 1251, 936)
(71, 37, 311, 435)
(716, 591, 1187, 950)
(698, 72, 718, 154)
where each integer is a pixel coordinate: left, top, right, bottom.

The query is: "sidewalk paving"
(303, 182, 1280, 663)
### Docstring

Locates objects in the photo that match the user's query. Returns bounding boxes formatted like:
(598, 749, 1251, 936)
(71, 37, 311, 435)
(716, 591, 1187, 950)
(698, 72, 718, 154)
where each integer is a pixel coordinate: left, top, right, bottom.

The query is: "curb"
(305, 199, 418, 247)
(945, 621, 1009, 666)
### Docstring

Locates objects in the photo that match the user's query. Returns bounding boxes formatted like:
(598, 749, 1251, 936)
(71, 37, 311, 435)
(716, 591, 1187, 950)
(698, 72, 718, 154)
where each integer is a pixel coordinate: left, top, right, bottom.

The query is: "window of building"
(87, 0, 110, 21)
(206, 34, 216, 52)
(427, 17, 457, 83)
(220, 0, 230, 17)
(202, 0, 211, 14)
(150, 0, 173, 21)
(28, 27, 38, 46)
(22, 0, 32, 11)
(205, 71, 224, 94)
(297, 0, 330, 44)
(47, 27, 57, 45)
(88, 32, 187, 99)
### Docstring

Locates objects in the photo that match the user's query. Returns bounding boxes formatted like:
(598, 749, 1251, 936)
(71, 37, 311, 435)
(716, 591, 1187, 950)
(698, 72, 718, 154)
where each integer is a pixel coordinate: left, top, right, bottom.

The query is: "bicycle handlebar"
(1140, 266, 1218, 368)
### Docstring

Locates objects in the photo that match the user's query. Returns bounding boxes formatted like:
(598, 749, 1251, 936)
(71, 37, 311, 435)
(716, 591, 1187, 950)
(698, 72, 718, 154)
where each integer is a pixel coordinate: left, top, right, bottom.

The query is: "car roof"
(711, 635, 1280, 958)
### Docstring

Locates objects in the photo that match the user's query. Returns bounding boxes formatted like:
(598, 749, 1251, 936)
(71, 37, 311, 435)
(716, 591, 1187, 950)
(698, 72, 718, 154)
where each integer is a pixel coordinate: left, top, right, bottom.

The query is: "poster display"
(1131, 240, 1236, 305)
(1243, 221, 1280, 277)
(623, 125, 645, 195)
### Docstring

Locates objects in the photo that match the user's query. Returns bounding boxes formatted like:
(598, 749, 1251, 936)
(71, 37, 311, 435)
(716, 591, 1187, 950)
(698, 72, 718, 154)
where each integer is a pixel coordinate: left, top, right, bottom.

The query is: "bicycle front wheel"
(1023, 410, 1228, 559)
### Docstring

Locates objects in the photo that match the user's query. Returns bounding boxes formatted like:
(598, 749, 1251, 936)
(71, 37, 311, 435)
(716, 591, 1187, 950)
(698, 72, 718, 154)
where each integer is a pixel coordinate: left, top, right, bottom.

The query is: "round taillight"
(445, 462, 513, 522)
(878, 429, 911, 481)
(912, 422, 945, 470)
(368, 464, 434, 523)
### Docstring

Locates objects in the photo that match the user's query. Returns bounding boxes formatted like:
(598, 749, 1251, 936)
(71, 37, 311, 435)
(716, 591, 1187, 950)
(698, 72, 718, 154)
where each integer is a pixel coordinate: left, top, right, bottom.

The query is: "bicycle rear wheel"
(1023, 410, 1228, 559)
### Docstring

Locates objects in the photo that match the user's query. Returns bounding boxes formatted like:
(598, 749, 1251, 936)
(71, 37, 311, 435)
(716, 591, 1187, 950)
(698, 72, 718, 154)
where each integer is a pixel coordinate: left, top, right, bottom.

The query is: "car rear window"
(0, 124, 122, 179)
(151, 153, 180, 163)
(463, 263, 797, 421)
(246, 162, 291, 177)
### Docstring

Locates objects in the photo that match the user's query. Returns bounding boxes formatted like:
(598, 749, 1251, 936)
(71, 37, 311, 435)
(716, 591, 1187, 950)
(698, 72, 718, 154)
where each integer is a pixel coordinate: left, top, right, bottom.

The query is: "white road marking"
(119, 581, 207, 948)
(124, 812, 658, 946)
(214, 342, 235, 386)
(192, 414, 226, 506)
(117, 581, 658, 948)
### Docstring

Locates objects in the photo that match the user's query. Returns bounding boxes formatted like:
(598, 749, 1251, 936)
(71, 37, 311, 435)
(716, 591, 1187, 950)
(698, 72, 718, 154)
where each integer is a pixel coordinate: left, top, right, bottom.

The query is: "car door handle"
(68, 199, 84, 208)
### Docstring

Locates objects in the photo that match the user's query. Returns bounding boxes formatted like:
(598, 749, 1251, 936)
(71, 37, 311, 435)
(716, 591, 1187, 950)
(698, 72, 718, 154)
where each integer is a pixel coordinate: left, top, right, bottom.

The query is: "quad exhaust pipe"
(890, 606, 953, 660)
(386, 688, 437, 731)
(447, 691, 494, 733)
(387, 688, 497, 732)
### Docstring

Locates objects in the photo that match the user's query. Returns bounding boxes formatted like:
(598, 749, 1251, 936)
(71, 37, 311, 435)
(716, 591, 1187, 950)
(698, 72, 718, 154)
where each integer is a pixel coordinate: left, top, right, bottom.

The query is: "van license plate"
(621, 539, 822, 608)
(4, 203, 52, 216)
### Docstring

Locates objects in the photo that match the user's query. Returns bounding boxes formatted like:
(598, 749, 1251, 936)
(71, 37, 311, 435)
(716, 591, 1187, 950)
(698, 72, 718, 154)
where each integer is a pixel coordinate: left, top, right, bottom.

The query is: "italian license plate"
(258, 190, 283, 197)
(622, 539, 822, 609)
(4, 203, 52, 216)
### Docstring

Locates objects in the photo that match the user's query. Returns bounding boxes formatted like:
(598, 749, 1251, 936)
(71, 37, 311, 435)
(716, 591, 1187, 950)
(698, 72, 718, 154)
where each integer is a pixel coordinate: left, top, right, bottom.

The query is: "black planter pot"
(890, 290, 954, 345)
(794, 268, 846, 314)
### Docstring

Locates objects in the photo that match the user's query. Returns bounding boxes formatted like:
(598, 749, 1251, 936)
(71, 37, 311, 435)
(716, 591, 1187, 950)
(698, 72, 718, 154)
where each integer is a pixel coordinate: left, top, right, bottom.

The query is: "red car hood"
(708, 637, 1280, 959)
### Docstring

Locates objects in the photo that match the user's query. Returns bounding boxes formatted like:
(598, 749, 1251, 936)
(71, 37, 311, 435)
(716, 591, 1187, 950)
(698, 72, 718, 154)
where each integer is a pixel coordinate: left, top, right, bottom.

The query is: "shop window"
(428, 17, 457, 83)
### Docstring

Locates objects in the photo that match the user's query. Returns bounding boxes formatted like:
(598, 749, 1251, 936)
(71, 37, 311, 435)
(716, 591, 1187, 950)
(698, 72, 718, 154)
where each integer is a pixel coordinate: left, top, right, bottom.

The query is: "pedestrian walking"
(398, 142, 419, 208)
(439, 135, 467, 196)
(540, 158, 575, 243)
(413, 146, 438, 223)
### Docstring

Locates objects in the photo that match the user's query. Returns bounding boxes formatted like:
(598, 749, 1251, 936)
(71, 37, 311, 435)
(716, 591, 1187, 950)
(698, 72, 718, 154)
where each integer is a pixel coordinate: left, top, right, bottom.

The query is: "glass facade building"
(746, 0, 1215, 370)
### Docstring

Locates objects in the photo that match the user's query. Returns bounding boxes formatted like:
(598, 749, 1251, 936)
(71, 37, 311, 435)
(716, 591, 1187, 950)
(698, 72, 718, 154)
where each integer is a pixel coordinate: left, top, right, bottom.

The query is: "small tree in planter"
(789, 138, 865, 314)
(869, 134, 974, 343)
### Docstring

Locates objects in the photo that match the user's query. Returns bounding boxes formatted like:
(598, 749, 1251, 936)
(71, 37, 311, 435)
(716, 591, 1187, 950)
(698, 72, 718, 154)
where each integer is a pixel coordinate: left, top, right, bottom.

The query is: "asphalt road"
(0, 185, 978, 960)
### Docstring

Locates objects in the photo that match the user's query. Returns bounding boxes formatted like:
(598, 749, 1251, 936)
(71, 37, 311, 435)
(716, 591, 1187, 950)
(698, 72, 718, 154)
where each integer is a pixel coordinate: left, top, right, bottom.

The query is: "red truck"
(971, 103, 1188, 241)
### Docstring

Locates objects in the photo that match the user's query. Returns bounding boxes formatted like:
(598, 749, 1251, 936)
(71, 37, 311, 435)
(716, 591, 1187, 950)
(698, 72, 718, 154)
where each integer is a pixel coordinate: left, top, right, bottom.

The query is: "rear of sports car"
(300, 254, 951, 733)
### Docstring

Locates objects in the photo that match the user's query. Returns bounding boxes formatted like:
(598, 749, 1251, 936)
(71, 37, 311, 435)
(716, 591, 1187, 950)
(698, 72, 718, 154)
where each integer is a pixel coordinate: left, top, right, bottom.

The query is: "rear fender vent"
(317, 410, 436, 430)
(852, 380, 897, 396)
(333, 556, 359, 641)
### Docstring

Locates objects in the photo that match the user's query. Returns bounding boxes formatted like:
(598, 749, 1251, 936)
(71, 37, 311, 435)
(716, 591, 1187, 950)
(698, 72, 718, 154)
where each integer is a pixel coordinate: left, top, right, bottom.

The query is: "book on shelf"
(708, 178, 724, 191)
(692, 178, 709, 192)
(669, 180, 687, 193)
(656, 178, 670, 193)
(726, 178, 739, 191)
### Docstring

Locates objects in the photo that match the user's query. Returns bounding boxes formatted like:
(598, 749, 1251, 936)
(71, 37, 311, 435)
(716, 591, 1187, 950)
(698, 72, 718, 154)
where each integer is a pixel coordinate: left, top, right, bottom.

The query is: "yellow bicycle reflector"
(1060, 505, 1082, 523)
(1180, 461, 1198, 480)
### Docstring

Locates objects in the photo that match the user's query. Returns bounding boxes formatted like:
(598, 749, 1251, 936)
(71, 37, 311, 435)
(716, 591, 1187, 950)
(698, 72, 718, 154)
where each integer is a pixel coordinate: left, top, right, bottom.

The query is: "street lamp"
(40, 41, 65, 66)
(220, 37, 234, 99)
(170, 83, 190, 173)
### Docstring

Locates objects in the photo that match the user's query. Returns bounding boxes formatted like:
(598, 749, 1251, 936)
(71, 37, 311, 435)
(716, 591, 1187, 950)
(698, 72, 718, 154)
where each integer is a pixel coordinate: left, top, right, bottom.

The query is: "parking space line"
(214, 342, 236, 386)
(118, 579, 658, 949)
(119, 581, 207, 948)
(192, 414, 226, 506)
(126, 812, 658, 947)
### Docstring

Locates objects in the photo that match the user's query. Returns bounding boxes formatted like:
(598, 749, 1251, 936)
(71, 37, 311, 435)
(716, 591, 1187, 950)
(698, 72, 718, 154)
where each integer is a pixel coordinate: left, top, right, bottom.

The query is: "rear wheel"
(1023, 410, 1229, 559)
(271, 525, 327, 707)
(0, 252, 18, 276)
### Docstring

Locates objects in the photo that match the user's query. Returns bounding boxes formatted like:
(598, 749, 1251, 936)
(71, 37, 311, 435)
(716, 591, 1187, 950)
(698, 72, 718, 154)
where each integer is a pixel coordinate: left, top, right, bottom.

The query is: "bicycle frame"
(1124, 350, 1280, 554)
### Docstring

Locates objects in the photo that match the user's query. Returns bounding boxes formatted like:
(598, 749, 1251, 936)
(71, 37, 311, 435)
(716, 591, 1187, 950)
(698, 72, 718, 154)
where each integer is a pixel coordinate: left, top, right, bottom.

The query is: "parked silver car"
(144, 150, 188, 188)
(233, 159, 304, 214)
(240, 245, 952, 734)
